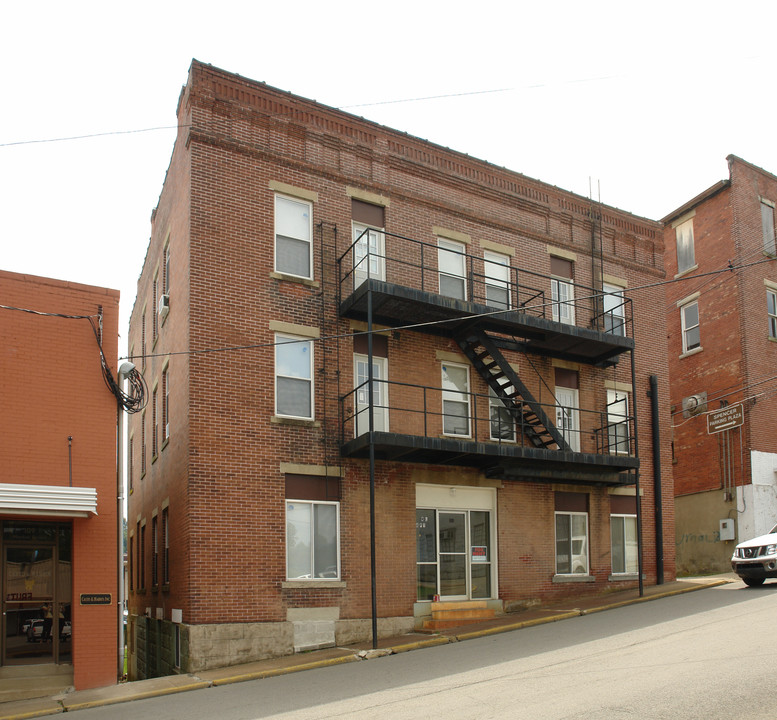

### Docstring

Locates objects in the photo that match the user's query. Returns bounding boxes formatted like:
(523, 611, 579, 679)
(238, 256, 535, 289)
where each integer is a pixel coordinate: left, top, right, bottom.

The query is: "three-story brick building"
(126, 60, 675, 678)
(664, 156, 777, 575)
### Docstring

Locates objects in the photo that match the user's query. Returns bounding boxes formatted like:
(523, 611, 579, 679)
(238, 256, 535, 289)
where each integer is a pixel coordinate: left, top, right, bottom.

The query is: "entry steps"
(422, 600, 497, 631)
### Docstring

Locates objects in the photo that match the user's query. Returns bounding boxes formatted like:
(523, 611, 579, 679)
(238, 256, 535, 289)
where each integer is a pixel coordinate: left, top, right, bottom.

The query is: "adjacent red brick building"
(127, 60, 675, 678)
(664, 156, 777, 575)
(0, 270, 120, 692)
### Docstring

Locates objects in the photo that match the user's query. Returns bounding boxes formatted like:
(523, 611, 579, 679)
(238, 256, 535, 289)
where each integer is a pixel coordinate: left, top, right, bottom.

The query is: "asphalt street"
(64, 579, 776, 720)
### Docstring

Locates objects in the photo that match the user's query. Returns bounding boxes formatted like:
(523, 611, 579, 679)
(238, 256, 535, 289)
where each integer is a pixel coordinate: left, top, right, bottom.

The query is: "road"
(73, 580, 775, 719)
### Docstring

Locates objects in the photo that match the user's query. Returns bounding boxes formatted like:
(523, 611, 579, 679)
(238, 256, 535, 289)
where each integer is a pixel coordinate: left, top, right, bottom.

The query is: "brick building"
(0, 270, 121, 692)
(664, 156, 777, 576)
(126, 60, 675, 678)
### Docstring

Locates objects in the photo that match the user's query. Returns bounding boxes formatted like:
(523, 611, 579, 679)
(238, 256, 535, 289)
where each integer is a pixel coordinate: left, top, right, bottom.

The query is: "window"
(681, 301, 701, 353)
(550, 257, 575, 324)
(152, 386, 158, 457)
(163, 242, 171, 295)
(162, 367, 170, 442)
(762, 200, 776, 256)
(611, 514, 638, 574)
(141, 412, 146, 475)
(555, 380, 580, 452)
(129, 535, 134, 592)
(138, 521, 146, 591)
(141, 311, 146, 370)
(607, 389, 630, 455)
(484, 251, 511, 309)
(555, 512, 589, 575)
(602, 284, 626, 336)
(152, 276, 158, 341)
(442, 363, 470, 437)
(162, 507, 170, 585)
(151, 515, 158, 588)
(286, 500, 339, 579)
(768, 290, 777, 339)
(354, 354, 388, 435)
(275, 334, 313, 419)
(128, 436, 134, 492)
(489, 386, 515, 442)
(438, 238, 467, 300)
(676, 219, 695, 274)
(352, 199, 386, 288)
(275, 194, 313, 279)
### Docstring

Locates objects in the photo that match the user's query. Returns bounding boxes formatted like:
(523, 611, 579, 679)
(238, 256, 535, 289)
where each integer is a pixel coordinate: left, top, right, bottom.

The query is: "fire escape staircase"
(455, 326, 571, 453)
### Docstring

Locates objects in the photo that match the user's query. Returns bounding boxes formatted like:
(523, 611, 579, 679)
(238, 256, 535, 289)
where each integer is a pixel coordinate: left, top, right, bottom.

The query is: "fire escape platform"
(340, 280, 632, 367)
(341, 431, 638, 486)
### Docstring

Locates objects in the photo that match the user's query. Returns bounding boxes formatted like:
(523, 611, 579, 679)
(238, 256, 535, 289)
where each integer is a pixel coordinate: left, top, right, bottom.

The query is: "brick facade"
(664, 156, 777, 574)
(0, 270, 120, 690)
(127, 60, 675, 678)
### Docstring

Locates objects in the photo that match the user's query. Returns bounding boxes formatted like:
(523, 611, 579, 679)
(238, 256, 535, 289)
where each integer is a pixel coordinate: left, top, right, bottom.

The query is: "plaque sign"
(80, 593, 112, 605)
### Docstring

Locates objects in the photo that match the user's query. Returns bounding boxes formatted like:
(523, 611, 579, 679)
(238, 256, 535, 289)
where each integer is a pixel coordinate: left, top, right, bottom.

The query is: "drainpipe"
(649, 375, 664, 584)
(117, 362, 135, 680)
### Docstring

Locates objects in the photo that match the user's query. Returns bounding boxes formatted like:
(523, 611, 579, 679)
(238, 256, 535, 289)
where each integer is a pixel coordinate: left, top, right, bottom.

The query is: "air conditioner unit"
(158, 294, 170, 320)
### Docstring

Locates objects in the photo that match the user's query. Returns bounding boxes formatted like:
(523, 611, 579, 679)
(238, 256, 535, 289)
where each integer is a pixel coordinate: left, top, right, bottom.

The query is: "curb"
(0, 578, 730, 718)
(209, 654, 360, 687)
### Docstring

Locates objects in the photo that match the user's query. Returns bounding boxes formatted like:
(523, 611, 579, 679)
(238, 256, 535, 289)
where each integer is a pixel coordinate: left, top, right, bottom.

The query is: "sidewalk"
(0, 575, 732, 720)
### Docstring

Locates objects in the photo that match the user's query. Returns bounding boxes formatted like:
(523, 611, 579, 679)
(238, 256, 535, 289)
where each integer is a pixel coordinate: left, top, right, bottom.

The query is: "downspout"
(649, 375, 664, 584)
(630, 350, 644, 597)
(367, 288, 378, 649)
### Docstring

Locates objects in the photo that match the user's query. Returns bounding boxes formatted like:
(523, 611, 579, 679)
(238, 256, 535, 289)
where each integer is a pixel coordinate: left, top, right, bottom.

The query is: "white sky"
(3, 1, 776, 358)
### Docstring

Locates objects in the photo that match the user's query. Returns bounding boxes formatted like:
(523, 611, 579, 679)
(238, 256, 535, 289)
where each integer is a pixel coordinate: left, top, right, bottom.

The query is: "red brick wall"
(0, 271, 119, 690)
(127, 61, 675, 634)
(666, 157, 777, 499)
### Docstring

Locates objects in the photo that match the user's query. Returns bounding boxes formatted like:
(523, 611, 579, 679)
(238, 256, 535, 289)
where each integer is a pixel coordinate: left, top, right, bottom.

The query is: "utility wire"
(0, 125, 186, 148)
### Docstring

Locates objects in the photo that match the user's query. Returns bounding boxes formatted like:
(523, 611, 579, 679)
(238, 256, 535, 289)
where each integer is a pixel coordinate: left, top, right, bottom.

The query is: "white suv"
(731, 524, 777, 586)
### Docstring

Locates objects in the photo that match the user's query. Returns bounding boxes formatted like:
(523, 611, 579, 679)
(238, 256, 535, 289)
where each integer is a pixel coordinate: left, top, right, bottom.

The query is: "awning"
(0, 483, 98, 518)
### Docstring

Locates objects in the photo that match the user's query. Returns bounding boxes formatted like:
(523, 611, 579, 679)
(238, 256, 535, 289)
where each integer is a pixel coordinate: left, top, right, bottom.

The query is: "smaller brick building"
(664, 156, 777, 574)
(0, 270, 121, 692)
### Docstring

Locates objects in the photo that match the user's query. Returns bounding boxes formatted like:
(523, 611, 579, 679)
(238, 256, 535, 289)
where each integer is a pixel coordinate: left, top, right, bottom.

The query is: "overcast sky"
(3, 1, 776, 357)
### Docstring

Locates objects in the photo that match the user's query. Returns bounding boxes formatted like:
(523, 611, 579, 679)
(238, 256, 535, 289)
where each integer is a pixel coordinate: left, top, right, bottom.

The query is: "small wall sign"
(80, 593, 112, 605)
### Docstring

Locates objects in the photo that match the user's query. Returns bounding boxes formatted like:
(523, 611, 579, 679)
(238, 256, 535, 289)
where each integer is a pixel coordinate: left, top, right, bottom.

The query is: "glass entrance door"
(4, 546, 55, 664)
(416, 509, 493, 601)
(2, 523, 72, 666)
(438, 512, 467, 599)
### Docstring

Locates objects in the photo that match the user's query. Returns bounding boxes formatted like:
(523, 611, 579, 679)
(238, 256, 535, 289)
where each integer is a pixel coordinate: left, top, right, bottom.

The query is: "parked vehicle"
(731, 524, 777, 586)
(26, 619, 44, 642)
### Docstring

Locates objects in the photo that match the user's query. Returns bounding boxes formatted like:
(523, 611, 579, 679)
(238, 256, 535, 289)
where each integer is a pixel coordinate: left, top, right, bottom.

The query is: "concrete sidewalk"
(0, 575, 732, 720)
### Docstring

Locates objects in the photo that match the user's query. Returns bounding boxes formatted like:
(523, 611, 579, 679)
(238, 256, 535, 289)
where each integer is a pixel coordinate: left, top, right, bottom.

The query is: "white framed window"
(555, 511, 589, 575)
(275, 334, 314, 419)
(768, 289, 777, 339)
(681, 300, 701, 353)
(442, 363, 470, 437)
(275, 194, 313, 279)
(484, 250, 511, 310)
(607, 389, 630, 455)
(676, 218, 695, 274)
(162, 366, 170, 442)
(354, 354, 388, 435)
(353, 223, 385, 288)
(551, 277, 575, 324)
(555, 386, 580, 452)
(438, 238, 467, 300)
(286, 500, 339, 580)
(489, 386, 515, 442)
(602, 283, 626, 336)
(610, 514, 638, 574)
(761, 200, 776, 256)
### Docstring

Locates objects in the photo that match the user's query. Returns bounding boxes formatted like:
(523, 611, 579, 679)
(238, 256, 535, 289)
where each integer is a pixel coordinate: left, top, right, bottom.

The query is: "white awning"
(0, 483, 98, 518)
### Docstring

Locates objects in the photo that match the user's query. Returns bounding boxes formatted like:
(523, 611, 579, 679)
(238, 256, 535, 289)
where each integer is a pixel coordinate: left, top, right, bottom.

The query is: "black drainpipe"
(649, 374, 664, 584)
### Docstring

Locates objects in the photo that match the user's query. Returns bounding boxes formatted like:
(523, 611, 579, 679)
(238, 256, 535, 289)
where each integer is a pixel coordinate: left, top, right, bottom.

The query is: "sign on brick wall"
(707, 403, 744, 434)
